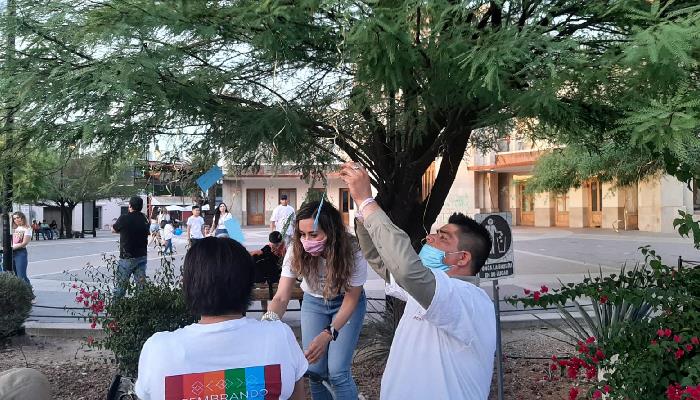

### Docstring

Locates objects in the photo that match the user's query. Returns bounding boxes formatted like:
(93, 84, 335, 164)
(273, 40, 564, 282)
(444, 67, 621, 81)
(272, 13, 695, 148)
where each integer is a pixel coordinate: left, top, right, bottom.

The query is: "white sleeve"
(270, 207, 279, 222)
(186, 217, 192, 227)
(385, 273, 409, 301)
(349, 250, 368, 287)
(134, 337, 155, 400)
(282, 323, 308, 381)
(280, 245, 297, 279)
(422, 270, 495, 346)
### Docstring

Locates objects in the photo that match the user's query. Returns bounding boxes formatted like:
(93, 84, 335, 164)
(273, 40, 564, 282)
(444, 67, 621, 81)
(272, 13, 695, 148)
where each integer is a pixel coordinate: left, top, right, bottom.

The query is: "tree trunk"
(62, 205, 74, 238)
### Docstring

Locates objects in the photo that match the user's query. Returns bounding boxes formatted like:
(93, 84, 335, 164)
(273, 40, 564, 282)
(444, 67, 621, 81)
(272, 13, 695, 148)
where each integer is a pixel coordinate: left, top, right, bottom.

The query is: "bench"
(251, 281, 304, 311)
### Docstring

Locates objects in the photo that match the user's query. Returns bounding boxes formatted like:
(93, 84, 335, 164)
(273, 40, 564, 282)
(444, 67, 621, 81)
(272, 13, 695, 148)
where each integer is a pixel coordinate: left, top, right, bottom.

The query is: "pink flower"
(604, 385, 611, 393)
(90, 321, 97, 329)
(586, 336, 596, 344)
(692, 337, 699, 345)
(674, 349, 684, 360)
(87, 336, 94, 345)
(540, 285, 549, 293)
(569, 386, 580, 400)
(674, 335, 681, 343)
(533, 291, 541, 301)
(685, 344, 693, 352)
(664, 328, 672, 337)
(592, 389, 602, 399)
(658, 329, 666, 337)
(651, 340, 658, 346)
(523, 288, 531, 295)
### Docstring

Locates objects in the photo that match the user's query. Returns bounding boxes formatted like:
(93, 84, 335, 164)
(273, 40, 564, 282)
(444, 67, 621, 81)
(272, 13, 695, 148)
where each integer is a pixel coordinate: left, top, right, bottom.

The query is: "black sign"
(481, 215, 512, 260)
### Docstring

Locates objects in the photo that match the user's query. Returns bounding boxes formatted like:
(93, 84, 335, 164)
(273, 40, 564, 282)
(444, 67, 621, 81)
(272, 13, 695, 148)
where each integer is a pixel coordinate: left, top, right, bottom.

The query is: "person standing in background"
(270, 194, 295, 245)
(112, 197, 150, 298)
(11, 212, 33, 287)
(186, 205, 205, 246)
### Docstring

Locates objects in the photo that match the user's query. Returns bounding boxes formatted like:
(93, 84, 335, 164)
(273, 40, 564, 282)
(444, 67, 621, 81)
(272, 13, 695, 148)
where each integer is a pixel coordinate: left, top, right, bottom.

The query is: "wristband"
(355, 198, 376, 222)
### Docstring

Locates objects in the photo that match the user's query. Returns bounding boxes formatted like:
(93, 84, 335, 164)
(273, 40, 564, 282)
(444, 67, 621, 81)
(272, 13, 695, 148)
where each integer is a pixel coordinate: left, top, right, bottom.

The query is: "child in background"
(162, 221, 175, 255)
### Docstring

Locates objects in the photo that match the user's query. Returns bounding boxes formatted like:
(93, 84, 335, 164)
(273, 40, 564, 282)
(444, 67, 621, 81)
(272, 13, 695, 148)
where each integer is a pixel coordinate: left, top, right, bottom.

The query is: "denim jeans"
(163, 239, 173, 254)
(13, 249, 29, 286)
(215, 229, 229, 238)
(114, 256, 147, 298)
(301, 290, 366, 400)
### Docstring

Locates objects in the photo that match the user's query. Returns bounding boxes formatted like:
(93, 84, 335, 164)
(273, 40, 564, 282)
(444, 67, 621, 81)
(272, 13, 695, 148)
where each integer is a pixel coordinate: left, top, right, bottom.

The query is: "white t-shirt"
(270, 205, 295, 236)
(162, 224, 174, 240)
(216, 212, 233, 230)
(280, 245, 368, 298)
(12, 226, 32, 247)
(187, 215, 205, 239)
(380, 269, 497, 400)
(135, 318, 308, 400)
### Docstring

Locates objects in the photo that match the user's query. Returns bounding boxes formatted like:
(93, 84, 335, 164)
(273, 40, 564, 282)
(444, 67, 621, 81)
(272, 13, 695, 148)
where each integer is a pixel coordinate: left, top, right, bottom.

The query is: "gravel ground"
(1, 327, 584, 400)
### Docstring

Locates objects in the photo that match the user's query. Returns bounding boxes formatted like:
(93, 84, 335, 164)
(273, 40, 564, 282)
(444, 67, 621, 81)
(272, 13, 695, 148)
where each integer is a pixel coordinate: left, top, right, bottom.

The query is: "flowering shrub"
(510, 245, 699, 399)
(66, 254, 195, 376)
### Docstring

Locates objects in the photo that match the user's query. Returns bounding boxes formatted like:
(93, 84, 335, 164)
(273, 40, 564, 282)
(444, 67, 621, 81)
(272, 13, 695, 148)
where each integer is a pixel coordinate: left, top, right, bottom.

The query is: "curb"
(24, 313, 580, 339)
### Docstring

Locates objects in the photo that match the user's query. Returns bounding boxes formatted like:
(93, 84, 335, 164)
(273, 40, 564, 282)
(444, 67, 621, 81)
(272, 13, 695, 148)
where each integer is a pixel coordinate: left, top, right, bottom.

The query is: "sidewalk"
(25, 225, 698, 336)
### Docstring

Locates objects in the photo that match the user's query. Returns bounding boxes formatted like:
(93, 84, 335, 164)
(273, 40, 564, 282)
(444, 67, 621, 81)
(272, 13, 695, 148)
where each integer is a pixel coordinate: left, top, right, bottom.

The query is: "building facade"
(439, 139, 700, 233)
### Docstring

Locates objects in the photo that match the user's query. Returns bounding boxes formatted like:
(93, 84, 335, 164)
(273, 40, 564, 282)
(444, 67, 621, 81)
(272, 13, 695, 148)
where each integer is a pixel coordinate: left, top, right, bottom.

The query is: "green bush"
(68, 255, 195, 376)
(0, 273, 34, 339)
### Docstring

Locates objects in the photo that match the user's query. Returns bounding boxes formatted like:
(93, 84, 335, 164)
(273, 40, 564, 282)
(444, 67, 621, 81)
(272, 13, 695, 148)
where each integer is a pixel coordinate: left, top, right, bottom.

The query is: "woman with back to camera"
(210, 202, 232, 238)
(264, 199, 368, 400)
(135, 237, 307, 400)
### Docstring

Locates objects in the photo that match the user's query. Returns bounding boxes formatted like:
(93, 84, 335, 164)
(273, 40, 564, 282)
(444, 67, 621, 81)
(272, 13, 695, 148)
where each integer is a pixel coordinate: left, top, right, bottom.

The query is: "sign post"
(474, 212, 514, 400)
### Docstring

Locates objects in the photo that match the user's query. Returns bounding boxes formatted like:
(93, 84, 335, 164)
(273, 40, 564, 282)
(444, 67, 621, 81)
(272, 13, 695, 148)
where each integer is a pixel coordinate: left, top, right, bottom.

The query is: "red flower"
(524, 288, 531, 295)
(651, 340, 658, 346)
(674, 349, 684, 360)
(585, 366, 597, 379)
(592, 389, 602, 399)
(604, 385, 611, 393)
(664, 328, 672, 337)
(540, 285, 549, 293)
(76, 296, 84, 303)
(685, 344, 693, 352)
(550, 363, 558, 371)
(674, 335, 681, 343)
(586, 336, 596, 344)
(90, 321, 97, 329)
(667, 383, 682, 400)
(71, 283, 77, 289)
(692, 337, 699, 345)
(599, 295, 608, 304)
(566, 365, 579, 379)
(87, 336, 94, 345)
(569, 386, 580, 400)
(595, 349, 605, 360)
(533, 291, 541, 301)
(658, 329, 666, 337)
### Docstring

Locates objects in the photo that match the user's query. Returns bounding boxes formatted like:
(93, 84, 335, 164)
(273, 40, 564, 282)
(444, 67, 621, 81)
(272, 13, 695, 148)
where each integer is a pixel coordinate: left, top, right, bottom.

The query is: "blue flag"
(224, 218, 245, 244)
(196, 165, 223, 193)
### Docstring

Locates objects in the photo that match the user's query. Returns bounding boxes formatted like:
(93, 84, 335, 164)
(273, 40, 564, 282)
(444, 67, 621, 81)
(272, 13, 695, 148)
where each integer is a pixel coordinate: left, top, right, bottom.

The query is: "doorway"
(246, 189, 265, 225)
(339, 188, 354, 226)
(518, 183, 535, 226)
(589, 180, 602, 227)
(555, 194, 569, 227)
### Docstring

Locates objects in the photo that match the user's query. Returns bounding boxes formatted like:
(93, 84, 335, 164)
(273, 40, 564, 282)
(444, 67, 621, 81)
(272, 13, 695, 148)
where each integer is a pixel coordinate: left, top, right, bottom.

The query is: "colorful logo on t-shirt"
(165, 364, 282, 400)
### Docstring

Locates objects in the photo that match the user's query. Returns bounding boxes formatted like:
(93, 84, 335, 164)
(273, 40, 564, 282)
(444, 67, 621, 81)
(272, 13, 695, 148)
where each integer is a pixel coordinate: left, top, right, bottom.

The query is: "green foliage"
(674, 210, 700, 250)
(509, 246, 700, 398)
(68, 255, 195, 376)
(4, 0, 700, 237)
(354, 298, 401, 368)
(0, 272, 34, 339)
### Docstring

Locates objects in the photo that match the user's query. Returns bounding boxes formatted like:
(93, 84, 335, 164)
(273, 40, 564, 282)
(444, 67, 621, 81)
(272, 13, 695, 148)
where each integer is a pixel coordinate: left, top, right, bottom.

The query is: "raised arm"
(340, 163, 436, 309)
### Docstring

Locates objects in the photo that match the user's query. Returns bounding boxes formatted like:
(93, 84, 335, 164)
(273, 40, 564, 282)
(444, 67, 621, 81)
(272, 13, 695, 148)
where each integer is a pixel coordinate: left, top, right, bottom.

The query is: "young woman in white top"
(265, 199, 368, 400)
(11, 212, 33, 286)
(210, 202, 232, 238)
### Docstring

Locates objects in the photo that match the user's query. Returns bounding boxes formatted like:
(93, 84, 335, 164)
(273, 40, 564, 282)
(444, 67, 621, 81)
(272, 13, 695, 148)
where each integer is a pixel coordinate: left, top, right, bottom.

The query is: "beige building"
(222, 165, 355, 227)
(439, 139, 700, 233)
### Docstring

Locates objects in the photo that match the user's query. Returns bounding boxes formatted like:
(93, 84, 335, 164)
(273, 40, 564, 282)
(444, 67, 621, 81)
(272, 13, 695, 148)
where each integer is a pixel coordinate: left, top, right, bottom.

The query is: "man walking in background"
(186, 205, 205, 246)
(270, 194, 295, 244)
(112, 196, 150, 298)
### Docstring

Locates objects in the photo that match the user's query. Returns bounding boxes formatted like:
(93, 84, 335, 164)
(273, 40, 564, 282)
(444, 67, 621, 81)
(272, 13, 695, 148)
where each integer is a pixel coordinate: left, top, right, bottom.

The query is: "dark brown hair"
(183, 237, 254, 316)
(448, 213, 492, 273)
(292, 200, 356, 299)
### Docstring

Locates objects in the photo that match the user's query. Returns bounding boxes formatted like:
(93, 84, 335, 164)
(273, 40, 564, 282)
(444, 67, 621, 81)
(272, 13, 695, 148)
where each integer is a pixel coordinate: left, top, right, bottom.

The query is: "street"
(26, 225, 699, 323)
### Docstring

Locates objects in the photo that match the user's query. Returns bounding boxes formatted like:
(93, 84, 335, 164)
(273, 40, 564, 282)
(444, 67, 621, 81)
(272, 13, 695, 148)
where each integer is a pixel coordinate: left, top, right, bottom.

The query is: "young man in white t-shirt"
(340, 162, 497, 400)
(270, 194, 295, 244)
(186, 205, 205, 246)
(135, 237, 307, 400)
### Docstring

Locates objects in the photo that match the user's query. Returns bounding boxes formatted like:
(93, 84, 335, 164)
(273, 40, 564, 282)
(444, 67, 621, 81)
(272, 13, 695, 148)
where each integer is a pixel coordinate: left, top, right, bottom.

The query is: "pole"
(493, 279, 505, 400)
(1, 0, 16, 272)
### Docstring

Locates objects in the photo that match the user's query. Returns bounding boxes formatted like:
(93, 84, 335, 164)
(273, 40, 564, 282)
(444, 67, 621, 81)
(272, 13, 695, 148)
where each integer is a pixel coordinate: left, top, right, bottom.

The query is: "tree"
(3, 148, 136, 237)
(5, 1, 700, 245)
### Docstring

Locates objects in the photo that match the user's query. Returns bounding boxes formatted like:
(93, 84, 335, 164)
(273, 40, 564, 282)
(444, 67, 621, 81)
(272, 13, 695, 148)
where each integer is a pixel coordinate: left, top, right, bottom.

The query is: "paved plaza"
(25, 226, 699, 325)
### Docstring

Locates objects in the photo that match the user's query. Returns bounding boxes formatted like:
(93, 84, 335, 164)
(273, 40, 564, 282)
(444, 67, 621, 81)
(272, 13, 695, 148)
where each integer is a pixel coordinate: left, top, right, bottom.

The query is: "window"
(556, 194, 568, 212)
(591, 180, 602, 212)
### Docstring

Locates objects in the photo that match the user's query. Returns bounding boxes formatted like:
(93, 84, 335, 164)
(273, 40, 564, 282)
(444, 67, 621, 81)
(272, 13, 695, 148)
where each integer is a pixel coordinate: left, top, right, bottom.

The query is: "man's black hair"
(183, 237, 254, 316)
(448, 213, 492, 274)
(129, 196, 144, 212)
(269, 231, 283, 244)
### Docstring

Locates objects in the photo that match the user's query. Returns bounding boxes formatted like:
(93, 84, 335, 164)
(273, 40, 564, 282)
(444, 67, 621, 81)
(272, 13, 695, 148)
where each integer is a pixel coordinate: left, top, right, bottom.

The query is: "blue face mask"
(418, 244, 451, 272)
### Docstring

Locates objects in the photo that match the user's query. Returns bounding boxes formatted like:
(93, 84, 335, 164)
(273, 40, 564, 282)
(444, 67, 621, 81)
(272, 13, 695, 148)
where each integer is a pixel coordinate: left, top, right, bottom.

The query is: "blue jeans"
(114, 256, 147, 298)
(301, 291, 366, 400)
(215, 228, 229, 238)
(13, 249, 29, 286)
(163, 239, 173, 254)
